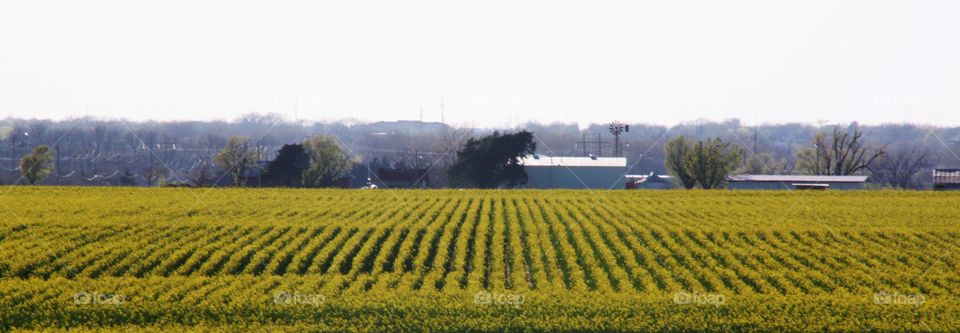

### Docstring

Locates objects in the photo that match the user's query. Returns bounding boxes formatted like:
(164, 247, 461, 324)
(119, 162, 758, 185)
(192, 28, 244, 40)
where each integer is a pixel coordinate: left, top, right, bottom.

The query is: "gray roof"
(520, 155, 626, 168)
(726, 175, 869, 183)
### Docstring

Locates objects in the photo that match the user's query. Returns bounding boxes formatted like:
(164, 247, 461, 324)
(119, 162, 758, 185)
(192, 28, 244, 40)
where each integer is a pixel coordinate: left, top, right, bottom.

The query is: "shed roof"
(520, 155, 626, 168)
(726, 175, 868, 183)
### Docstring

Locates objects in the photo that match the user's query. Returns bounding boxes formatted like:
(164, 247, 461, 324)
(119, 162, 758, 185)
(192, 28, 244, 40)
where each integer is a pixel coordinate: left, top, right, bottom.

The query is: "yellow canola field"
(1, 187, 958, 332)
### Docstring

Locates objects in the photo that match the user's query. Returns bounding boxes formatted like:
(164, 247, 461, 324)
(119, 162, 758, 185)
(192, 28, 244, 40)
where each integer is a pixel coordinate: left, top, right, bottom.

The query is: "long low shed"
(725, 175, 869, 190)
(934, 168, 960, 190)
(520, 155, 627, 189)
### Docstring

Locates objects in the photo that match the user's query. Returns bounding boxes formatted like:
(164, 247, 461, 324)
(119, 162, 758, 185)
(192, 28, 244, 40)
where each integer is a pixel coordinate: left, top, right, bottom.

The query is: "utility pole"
(9, 137, 17, 170)
(814, 143, 821, 175)
(294, 93, 303, 140)
(597, 133, 606, 157)
(255, 143, 265, 187)
(147, 143, 155, 186)
(293, 93, 299, 122)
(143, 141, 175, 186)
(55, 145, 61, 185)
(6, 140, 11, 170)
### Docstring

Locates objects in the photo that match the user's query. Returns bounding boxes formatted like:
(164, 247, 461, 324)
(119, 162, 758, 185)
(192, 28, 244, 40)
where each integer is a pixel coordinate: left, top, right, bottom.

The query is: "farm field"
(1, 187, 959, 332)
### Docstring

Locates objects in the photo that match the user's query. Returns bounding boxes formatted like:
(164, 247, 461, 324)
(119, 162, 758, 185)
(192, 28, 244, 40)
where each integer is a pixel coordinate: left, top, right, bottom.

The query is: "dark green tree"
(263, 144, 309, 187)
(448, 131, 536, 188)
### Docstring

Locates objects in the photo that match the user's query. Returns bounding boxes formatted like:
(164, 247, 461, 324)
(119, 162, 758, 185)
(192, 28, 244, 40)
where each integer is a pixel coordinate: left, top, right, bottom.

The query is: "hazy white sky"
(1, 0, 957, 128)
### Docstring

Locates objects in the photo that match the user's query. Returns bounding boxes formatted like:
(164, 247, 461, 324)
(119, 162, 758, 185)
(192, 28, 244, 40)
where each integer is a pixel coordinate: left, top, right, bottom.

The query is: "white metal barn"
(725, 175, 869, 190)
(519, 155, 627, 189)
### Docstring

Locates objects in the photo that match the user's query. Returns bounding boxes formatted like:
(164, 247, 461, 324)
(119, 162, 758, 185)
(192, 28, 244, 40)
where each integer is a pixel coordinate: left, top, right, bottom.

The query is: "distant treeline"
(2, 114, 958, 189)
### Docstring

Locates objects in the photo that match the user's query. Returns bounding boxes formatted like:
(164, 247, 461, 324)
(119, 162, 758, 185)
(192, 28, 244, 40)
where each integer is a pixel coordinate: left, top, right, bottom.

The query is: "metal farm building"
(520, 155, 627, 189)
(934, 168, 960, 190)
(726, 175, 868, 190)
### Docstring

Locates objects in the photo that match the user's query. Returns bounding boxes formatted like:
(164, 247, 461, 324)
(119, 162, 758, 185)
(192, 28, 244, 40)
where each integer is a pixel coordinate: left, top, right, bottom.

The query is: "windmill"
(608, 121, 629, 157)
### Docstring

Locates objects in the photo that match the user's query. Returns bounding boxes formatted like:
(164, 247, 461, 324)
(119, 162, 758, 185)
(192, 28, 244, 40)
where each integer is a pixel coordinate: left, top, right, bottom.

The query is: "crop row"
(2, 191, 957, 297)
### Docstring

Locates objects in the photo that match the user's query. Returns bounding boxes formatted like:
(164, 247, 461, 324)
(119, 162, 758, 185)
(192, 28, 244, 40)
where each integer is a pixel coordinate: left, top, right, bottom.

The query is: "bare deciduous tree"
(143, 162, 167, 187)
(796, 127, 886, 175)
(187, 160, 214, 187)
(870, 146, 935, 189)
(738, 152, 789, 175)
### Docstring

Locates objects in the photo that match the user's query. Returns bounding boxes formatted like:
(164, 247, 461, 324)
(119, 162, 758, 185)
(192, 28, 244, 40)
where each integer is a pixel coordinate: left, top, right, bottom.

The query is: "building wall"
(727, 181, 865, 190)
(636, 182, 674, 190)
(522, 166, 626, 189)
(934, 184, 960, 191)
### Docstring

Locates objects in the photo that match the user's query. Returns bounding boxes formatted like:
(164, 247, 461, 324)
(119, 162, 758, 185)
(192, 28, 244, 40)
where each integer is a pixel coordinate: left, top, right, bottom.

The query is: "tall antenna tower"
(293, 93, 299, 121)
(294, 93, 304, 139)
(440, 93, 445, 123)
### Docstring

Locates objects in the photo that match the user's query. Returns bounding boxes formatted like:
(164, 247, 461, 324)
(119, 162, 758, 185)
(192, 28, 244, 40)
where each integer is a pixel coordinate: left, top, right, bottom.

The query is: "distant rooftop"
(933, 169, 960, 184)
(358, 121, 450, 134)
(726, 175, 869, 183)
(520, 155, 626, 168)
(626, 174, 673, 183)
